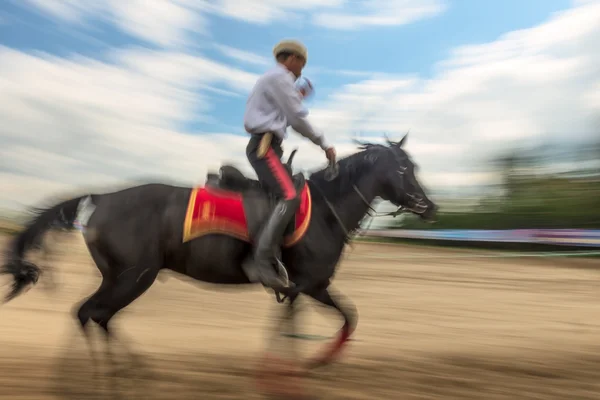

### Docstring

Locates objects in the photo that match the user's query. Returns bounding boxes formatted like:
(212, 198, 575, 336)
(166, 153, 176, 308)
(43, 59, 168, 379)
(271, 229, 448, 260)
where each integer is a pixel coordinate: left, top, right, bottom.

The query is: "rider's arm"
(269, 73, 331, 151)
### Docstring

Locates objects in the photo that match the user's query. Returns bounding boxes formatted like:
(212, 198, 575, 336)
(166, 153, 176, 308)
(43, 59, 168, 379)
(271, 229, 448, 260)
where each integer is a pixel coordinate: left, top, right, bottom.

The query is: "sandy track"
(0, 234, 599, 399)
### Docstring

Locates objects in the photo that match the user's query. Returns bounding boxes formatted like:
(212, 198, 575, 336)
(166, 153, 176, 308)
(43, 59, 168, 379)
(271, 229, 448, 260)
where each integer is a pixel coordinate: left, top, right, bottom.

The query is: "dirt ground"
(0, 233, 599, 399)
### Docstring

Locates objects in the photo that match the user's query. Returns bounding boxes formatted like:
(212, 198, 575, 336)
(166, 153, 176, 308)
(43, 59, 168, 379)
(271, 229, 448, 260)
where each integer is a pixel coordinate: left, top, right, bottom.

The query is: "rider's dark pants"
(244, 132, 299, 288)
(246, 132, 297, 201)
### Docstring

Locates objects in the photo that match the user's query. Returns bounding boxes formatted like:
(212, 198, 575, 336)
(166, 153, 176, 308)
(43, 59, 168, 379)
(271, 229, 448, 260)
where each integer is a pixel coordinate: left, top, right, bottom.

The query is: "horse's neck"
(331, 177, 377, 235)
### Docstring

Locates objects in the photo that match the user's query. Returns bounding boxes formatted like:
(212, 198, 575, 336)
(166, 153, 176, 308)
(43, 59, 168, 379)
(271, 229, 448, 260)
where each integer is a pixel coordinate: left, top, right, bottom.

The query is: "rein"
(310, 182, 410, 246)
(308, 176, 407, 246)
(306, 182, 353, 243)
(301, 146, 426, 245)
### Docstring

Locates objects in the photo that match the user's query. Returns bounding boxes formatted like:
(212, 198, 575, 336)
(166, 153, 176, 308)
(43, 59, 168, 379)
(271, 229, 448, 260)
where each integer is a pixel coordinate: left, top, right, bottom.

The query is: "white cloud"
(572, 0, 600, 5)
(304, 1, 600, 182)
(20, 0, 208, 47)
(20, 0, 443, 40)
(0, 45, 256, 210)
(107, 0, 208, 47)
(111, 47, 259, 92)
(584, 82, 600, 109)
(198, 0, 444, 29)
(312, 0, 446, 30)
(442, 6, 600, 70)
(213, 44, 271, 67)
(0, 172, 77, 211)
(20, 0, 98, 23)
(206, 0, 343, 25)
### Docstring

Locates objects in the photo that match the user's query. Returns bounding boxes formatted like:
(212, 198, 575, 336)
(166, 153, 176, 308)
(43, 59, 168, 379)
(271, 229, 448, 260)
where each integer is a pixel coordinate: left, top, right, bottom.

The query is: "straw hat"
(272, 39, 307, 61)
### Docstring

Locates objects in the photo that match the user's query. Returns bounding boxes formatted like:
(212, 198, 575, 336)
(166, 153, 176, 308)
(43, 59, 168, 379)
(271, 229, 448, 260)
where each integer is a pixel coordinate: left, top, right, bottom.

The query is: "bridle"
(312, 153, 429, 245)
(393, 163, 429, 216)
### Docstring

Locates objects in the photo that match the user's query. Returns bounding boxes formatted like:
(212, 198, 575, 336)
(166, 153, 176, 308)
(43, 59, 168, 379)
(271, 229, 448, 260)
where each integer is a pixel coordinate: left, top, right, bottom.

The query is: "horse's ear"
(286, 148, 298, 168)
(397, 131, 408, 147)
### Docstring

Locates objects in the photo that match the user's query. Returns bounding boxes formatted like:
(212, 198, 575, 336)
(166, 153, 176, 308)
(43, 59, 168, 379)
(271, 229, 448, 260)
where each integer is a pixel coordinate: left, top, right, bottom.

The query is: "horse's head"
(367, 133, 438, 222)
(308, 134, 438, 225)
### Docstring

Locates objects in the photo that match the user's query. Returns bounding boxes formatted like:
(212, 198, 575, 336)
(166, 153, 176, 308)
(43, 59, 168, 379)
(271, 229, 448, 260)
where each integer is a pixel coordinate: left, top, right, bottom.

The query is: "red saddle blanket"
(182, 183, 312, 247)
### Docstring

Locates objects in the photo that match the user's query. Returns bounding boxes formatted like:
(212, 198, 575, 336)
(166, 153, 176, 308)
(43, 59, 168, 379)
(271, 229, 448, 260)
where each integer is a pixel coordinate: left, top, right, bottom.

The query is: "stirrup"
(243, 257, 290, 289)
(275, 257, 289, 286)
(273, 258, 296, 303)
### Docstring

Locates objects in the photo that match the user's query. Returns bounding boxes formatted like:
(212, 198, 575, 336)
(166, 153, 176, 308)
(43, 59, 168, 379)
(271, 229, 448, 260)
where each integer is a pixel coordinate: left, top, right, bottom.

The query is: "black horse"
(1, 133, 437, 370)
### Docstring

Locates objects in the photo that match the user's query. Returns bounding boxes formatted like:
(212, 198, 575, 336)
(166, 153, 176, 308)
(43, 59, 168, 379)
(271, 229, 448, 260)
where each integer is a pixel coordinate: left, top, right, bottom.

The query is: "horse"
(1, 133, 437, 373)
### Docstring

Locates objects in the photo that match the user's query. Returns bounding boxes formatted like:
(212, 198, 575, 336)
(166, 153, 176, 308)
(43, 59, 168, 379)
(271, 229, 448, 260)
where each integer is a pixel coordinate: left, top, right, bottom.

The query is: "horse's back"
(85, 183, 191, 245)
(92, 183, 190, 205)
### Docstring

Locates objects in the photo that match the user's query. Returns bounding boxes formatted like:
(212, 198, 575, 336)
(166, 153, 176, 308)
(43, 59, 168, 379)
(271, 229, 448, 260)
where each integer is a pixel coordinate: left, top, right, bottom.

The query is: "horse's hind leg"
(73, 244, 115, 371)
(90, 257, 160, 376)
(78, 243, 159, 375)
(75, 279, 110, 370)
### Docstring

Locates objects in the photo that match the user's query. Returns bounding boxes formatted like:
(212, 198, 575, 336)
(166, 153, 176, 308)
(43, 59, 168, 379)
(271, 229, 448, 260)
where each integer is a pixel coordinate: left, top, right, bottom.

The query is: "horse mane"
(308, 139, 395, 201)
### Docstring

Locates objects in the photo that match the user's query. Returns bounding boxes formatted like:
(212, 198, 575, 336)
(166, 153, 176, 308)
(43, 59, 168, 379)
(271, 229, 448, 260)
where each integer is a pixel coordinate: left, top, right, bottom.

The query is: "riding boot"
(244, 197, 300, 290)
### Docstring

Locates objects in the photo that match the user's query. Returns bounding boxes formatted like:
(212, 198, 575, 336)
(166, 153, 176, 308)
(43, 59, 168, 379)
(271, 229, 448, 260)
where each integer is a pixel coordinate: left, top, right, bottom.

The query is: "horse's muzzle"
(420, 203, 438, 223)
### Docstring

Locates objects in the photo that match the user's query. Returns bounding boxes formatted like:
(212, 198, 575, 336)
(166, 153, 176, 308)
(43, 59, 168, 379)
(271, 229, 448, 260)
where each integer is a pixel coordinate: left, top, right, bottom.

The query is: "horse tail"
(1, 196, 86, 303)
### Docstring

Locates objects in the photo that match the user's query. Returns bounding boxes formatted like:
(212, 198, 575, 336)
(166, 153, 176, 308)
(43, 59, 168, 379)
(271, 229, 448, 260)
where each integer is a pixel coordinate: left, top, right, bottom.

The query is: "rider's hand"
(297, 77, 314, 99)
(325, 147, 336, 163)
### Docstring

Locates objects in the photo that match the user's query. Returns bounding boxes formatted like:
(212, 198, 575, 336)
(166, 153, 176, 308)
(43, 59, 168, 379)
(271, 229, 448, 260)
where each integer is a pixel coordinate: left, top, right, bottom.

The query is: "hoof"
(255, 353, 310, 397)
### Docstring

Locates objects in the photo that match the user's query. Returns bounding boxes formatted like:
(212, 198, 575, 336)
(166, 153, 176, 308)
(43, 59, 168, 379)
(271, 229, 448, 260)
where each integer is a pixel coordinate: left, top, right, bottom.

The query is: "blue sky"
(0, 0, 573, 133)
(0, 0, 599, 210)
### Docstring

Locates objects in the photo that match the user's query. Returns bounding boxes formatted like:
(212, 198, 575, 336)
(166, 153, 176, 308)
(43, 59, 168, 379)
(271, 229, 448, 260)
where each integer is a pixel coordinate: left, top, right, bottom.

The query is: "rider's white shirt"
(243, 63, 329, 151)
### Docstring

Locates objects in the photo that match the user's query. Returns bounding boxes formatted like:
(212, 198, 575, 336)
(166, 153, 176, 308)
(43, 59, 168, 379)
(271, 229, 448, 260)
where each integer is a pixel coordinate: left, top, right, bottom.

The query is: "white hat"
(273, 39, 308, 61)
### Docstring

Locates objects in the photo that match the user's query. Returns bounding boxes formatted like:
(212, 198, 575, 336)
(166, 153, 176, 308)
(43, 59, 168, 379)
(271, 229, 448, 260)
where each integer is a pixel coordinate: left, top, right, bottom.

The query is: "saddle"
(205, 163, 306, 240)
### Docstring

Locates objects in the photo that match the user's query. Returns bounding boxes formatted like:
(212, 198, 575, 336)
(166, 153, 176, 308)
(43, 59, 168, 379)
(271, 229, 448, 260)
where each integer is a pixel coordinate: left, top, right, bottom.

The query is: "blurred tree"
(394, 137, 600, 230)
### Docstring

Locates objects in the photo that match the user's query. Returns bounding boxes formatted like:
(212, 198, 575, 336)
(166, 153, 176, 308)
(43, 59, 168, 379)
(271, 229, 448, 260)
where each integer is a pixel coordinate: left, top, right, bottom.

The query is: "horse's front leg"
(304, 284, 358, 369)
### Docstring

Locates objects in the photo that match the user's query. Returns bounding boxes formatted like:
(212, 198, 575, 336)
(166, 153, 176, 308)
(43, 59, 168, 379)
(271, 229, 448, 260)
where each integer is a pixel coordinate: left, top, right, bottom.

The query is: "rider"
(243, 39, 336, 291)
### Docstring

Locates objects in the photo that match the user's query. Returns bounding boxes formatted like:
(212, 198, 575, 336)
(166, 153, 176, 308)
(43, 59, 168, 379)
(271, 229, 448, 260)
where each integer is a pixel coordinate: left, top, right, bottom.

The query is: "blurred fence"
(363, 229, 600, 248)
